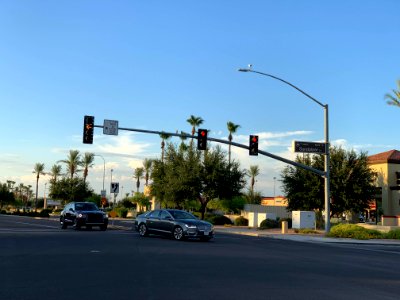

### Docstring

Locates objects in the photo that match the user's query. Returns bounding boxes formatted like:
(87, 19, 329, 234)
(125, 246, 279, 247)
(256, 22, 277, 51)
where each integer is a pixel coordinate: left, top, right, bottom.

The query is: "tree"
(58, 150, 81, 180)
(82, 152, 95, 184)
(150, 143, 246, 219)
(33, 162, 45, 209)
(281, 147, 377, 217)
(0, 182, 15, 209)
(385, 80, 400, 107)
(159, 132, 171, 163)
(248, 165, 260, 194)
(134, 167, 144, 193)
(49, 177, 93, 203)
(50, 164, 62, 183)
(227, 121, 240, 165)
(187, 115, 204, 145)
(142, 159, 153, 186)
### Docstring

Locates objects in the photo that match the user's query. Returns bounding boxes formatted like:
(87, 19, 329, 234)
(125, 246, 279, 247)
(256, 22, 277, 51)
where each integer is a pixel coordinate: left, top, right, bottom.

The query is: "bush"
(205, 214, 233, 225)
(39, 209, 51, 218)
(259, 218, 279, 229)
(116, 208, 128, 218)
(234, 216, 248, 226)
(328, 224, 383, 240)
(294, 228, 319, 234)
(385, 229, 400, 239)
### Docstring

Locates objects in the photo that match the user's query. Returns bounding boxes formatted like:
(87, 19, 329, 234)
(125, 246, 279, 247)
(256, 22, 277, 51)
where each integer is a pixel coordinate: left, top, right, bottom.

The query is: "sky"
(1, 0, 399, 201)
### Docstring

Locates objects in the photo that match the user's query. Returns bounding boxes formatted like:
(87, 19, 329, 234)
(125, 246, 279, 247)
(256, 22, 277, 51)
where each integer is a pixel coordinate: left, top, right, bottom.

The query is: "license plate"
(204, 230, 209, 236)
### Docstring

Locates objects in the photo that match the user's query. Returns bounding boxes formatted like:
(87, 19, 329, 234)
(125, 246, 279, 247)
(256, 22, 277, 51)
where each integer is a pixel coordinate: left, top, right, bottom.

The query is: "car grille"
(198, 224, 211, 231)
(87, 213, 104, 223)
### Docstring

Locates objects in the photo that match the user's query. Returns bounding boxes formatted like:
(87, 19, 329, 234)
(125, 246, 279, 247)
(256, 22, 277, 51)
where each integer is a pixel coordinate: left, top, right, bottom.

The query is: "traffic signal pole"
(92, 124, 324, 177)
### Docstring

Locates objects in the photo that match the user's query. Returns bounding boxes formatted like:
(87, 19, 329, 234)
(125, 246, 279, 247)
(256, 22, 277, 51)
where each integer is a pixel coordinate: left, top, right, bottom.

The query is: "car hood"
(77, 210, 104, 214)
(179, 219, 212, 227)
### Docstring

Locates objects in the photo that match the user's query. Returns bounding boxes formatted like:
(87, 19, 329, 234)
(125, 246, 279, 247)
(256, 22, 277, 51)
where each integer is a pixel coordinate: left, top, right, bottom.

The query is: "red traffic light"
(249, 135, 258, 156)
(200, 130, 206, 137)
(251, 136, 258, 143)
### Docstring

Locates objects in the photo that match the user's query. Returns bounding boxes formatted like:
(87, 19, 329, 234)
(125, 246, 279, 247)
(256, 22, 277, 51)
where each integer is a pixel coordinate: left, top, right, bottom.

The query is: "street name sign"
(292, 141, 326, 154)
(103, 119, 119, 135)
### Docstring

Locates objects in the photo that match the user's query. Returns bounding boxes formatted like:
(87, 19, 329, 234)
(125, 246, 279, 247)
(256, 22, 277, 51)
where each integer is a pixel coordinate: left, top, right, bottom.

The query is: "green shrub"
(234, 216, 248, 226)
(259, 218, 279, 229)
(205, 214, 233, 225)
(39, 209, 51, 218)
(116, 208, 128, 218)
(1, 210, 6, 214)
(385, 229, 400, 239)
(328, 224, 383, 240)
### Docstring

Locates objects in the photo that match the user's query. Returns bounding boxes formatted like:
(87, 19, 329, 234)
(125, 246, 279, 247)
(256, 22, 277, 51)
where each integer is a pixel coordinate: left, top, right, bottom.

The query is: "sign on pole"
(110, 182, 119, 194)
(103, 120, 119, 135)
(292, 141, 326, 154)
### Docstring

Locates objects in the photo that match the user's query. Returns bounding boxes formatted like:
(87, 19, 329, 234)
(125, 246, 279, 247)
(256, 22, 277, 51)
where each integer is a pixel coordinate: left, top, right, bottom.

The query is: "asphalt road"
(1, 214, 400, 300)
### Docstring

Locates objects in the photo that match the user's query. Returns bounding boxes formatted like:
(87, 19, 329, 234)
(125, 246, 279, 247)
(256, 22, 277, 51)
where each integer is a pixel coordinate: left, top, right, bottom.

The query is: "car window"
(148, 210, 160, 218)
(169, 210, 196, 220)
(75, 203, 98, 211)
(160, 210, 172, 220)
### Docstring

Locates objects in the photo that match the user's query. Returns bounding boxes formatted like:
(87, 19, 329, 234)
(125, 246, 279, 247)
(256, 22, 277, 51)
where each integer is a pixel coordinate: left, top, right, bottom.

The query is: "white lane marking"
(11, 221, 59, 229)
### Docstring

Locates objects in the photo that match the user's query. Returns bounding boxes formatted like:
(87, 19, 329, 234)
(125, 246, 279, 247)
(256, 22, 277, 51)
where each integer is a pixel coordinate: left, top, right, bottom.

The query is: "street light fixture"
(239, 67, 331, 233)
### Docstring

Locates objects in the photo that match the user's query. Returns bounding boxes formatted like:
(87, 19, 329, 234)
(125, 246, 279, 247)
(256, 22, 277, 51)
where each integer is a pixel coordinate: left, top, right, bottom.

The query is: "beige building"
(368, 149, 400, 217)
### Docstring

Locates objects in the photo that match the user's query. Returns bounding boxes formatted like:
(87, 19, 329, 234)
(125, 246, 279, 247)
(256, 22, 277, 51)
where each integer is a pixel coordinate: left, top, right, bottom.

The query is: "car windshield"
(169, 210, 196, 220)
(75, 203, 98, 211)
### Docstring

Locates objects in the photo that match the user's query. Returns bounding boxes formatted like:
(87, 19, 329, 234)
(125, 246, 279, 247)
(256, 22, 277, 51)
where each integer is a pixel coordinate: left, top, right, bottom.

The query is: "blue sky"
(1, 0, 399, 199)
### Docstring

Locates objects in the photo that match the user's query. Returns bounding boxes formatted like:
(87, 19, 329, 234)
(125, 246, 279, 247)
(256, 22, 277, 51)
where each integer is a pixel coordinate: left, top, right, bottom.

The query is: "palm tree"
(134, 167, 145, 193)
(33, 162, 45, 209)
(50, 164, 62, 183)
(385, 80, 400, 107)
(143, 159, 153, 186)
(58, 150, 81, 179)
(227, 121, 241, 165)
(248, 165, 260, 194)
(82, 152, 95, 184)
(159, 132, 171, 162)
(187, 115, 204, 145)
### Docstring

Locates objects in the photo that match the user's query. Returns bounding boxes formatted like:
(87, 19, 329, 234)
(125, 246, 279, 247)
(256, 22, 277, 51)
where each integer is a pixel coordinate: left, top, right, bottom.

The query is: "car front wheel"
(173, 226, 185, 241)
(138, 223, 148, 236)
(60, 217, 67, 229)
(73, 219, 81, 230)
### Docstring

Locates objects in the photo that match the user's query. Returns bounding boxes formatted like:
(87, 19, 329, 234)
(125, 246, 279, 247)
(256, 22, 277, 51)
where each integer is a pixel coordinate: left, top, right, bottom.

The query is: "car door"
(146, 210, 161, 232)
(159, 210, 175, 233)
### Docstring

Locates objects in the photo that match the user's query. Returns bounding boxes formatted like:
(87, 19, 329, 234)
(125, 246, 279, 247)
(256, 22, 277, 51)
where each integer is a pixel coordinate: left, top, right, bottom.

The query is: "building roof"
(368, 150, 400, 164)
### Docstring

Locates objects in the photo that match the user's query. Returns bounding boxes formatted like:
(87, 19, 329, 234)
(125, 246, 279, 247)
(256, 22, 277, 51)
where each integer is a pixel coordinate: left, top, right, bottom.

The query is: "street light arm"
(238, 68, 326, 108)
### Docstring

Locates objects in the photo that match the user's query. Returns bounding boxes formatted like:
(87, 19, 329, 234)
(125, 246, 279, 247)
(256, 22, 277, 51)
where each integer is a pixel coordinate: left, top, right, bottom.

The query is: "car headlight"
(103, 213, 108, 218)
(77, 213, 86, 218)
(184, 224, 197, 229)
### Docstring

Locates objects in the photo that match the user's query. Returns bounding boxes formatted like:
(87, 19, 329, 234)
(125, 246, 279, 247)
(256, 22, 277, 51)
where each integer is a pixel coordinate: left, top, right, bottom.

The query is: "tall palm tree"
(33, 162, 45, 209)
(134, 167, 145, 193)
(58, 150, 81, 179)
(248, 165, 260, 194)
(142, 158, 153, 186)
(385, 80, 400, 107)
(159, 132, 171, 162)
(227, 121, 241, 165)
(187, 115, 204, 145)
(50, 164, 62, 183)
(82, 152, 95, 184)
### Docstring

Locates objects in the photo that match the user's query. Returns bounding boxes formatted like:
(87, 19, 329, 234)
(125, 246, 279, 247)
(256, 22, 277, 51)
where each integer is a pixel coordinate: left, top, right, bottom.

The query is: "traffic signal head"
(249, 135, 258, 156)
(83, 115, 94, 144)
(197, 129, 208, 150)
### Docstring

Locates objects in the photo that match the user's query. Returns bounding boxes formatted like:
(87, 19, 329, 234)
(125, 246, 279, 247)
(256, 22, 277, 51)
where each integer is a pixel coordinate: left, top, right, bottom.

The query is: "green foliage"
(234, 216, 249, 226)
(132, 193, 150, 211)
(259, 219, 279, 229)
(116, 208, 128, 218)
(49, 177, 93, 202)
(205, 214, 233, 225)
(281, 147, 377, 217)
(0, 182, 15, 208)
(150, 143, 246, 218)
(327, 224, 383, 240)
(84, 194, 101, 207)
(120, 198, 135, 209)
(384, 229, 400, 239)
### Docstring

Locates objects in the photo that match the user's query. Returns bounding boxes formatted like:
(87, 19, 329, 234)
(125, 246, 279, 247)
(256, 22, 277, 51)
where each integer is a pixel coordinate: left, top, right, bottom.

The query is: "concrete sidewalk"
(214, 226, 400, 245)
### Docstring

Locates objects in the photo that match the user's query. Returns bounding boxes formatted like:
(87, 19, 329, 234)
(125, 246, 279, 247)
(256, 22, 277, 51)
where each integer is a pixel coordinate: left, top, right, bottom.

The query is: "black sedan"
(60, 202, 108, 231)
(135, 209, 214, 241)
